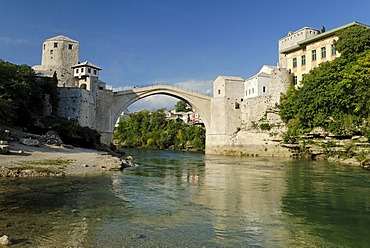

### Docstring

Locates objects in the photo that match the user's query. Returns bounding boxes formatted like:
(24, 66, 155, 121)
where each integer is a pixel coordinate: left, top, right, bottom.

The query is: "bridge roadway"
(97, 84, 212, 144)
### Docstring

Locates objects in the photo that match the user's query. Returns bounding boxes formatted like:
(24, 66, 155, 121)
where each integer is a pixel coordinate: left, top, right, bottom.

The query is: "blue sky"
(1, 0, 370, 111)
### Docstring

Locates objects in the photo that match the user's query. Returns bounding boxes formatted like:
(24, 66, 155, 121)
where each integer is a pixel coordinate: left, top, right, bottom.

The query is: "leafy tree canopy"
(175, 100, 189, 112)
(0, 60, 58, 125)
(279, 25, 370, 141)
(114, 109, 205, 151)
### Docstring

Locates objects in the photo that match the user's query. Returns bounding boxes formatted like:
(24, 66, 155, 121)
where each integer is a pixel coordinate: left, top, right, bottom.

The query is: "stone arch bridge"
(96, 85, 212, 144)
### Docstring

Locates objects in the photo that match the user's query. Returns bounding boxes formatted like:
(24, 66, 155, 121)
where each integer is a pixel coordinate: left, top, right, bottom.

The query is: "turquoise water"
(1, 149, 370, 247)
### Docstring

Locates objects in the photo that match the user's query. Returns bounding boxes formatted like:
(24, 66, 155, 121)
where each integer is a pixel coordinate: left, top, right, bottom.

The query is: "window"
(263, 86, 266, 93)
(235, 102, 240, 109)
(94, 69, 97, 75)
(321, 47, 326, 59)
(312, 50, 317, 61)
(302, 74, 306, 81)
(54, 42, 58, 48)
(76, 69, 79, 73)
(50, 50, 53, 55)
(68, 44, 73, 50)
(249, 89, 251, 95)
(88, 68, 91, 73)
(252, 88, 254, 94)
(293, 76, 298, 85)
(81, 68, 84, 73)
(218, 89, 221, 95)
(43, 44, 45, 50)
(292, 58, 297, 68)
(331, 44, 336, 56)
(301, 55, 306, 66)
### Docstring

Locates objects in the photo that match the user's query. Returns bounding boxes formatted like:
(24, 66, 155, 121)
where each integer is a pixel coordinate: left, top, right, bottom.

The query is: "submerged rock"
(0, 235, 11, 245)
(19, 138, 39, 147)
(0, 145, 9, 154)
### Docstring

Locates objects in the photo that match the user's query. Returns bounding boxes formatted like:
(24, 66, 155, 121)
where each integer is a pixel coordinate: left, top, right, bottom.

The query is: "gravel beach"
(0, 142, 124, 177)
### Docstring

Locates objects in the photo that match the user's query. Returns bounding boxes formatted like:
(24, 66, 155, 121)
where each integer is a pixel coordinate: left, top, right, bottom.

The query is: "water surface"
(0, 149, 369, 247)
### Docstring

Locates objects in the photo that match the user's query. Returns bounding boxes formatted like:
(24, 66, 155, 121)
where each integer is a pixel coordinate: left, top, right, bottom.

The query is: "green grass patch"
(18, 158, 72, 166)
(12, 158, 72, 173)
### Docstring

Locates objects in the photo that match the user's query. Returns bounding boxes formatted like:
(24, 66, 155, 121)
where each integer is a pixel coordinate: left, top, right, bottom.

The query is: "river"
(0, 149, 370, 247)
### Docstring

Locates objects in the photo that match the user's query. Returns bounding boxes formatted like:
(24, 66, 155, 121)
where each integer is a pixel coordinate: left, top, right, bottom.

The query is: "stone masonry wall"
(57, 88, 96, 129)
(206, 68, 292, 157)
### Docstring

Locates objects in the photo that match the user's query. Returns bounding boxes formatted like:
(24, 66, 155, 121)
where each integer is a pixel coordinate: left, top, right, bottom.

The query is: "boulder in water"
(0, 235, 11, 245)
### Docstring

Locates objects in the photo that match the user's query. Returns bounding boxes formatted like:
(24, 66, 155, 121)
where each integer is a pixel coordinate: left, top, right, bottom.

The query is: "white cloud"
(128, 95, 178, 112)
(0, 37, 31, 45)
(174, 79, 213, 96)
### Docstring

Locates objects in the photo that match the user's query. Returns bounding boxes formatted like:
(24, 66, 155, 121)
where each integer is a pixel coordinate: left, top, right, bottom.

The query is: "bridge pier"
(99, 131, 114, 145)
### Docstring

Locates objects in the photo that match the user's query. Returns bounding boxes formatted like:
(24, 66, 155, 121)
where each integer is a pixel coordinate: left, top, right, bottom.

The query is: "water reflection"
(1, 150, 370, 247)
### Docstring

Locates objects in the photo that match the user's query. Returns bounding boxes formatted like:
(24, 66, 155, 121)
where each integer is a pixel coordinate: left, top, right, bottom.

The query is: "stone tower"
(33, 35, 79, 87)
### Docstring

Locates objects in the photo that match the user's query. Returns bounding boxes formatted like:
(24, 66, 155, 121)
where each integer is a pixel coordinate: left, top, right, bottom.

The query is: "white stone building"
(245, 65, 275, 99)
(72, 61, 102, 92)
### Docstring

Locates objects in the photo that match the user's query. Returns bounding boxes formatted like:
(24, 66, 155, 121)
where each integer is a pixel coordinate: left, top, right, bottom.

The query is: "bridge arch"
(97, 85, 211, 139)
(109, 85, 211, 136)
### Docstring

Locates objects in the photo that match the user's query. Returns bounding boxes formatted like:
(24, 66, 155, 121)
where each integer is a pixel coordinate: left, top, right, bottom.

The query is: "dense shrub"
(114, 109, 205, 151)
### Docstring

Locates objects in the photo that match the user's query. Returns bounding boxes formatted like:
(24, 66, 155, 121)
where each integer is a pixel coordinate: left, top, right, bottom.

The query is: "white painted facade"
(245, 65, 275, 99)
(72, 61, 102, 92)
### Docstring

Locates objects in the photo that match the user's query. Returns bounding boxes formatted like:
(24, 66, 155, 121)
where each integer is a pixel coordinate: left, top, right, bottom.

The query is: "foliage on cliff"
(114, 109, 205, 151)
(0, 60, 100, 149)
(0, 60, 58, 125)
(279, 25, 370, 141)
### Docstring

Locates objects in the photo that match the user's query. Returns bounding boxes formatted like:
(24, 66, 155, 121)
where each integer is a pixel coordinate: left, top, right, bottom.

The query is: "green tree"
(279, 25, 370, 139)
(114, 109, 205, 151)
(335, 25, 370, 61)
(175, 100, 188, 112)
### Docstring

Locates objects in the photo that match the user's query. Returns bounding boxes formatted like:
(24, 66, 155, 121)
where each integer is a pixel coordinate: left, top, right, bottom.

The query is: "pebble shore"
(0, 142, 127, 177)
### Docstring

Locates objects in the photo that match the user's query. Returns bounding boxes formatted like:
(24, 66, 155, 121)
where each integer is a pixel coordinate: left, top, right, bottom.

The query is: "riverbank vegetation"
(114, 109, 205, 151)
(278, 25, 370, 165)
(279, 25, 370, 142)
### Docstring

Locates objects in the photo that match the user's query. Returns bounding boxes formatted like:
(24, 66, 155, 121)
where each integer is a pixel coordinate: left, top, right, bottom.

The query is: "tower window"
(293, 76, 298, 85)
(292, 58, 297, 68)
(312, 50, 317, 61)
(218, 89, 221, 95)
(94, 69, 97, 75)
(76, 69, 79, 73)
(69, 44, 73, 50)
(321, 47, 326, 59)
(88, 68, 91, 73)
(54, 42, 58, 48)
(50, 50, 53, 55)
(301, 55, 306, 66)
(81, 68, 84, 73)
(331, 44, 336, 56)
(263, 86, 266, 93)
(43, 44, 45, 50)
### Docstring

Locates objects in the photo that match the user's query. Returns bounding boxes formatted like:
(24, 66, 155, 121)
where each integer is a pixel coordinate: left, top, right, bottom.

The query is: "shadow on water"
(281, 159, 370, 247)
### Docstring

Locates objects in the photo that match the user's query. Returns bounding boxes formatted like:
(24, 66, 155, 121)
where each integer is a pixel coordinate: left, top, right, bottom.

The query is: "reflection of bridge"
(96, 85, 211, 143)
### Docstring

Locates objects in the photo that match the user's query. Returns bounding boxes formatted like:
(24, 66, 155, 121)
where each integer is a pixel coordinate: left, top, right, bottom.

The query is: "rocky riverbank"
(281, 127, 370, 170)
(0, 141, 137, 178)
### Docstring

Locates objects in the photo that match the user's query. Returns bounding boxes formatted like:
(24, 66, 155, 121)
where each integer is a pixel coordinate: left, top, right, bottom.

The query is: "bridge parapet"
(109, 83, 212, 97)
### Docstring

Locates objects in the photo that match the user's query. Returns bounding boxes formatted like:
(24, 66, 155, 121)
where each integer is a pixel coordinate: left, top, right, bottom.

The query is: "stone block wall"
(57, 88, 96, 129)
(206, 68, 292, 157)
